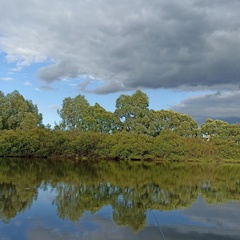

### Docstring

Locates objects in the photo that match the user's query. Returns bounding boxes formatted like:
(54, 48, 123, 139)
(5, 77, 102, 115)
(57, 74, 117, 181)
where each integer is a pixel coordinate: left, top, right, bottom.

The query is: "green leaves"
(0, 90, 42, 130)
(57, 90, 199, 137)
(57, 94, 90, 131)
(97, 132, 154, 160)
(145, 110, 198, 137)
(2, 89, 240, 161)
(57, 95, 120, 133)
(115, 90, 149, 132)
(201, 118, 229, 137)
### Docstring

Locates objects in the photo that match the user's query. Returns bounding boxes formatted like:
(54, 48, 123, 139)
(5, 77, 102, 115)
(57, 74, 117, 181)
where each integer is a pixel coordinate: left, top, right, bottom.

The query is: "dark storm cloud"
(171, 91, 240, 124)
(37, 61, 83, 83)
(1, 0, 240, 94)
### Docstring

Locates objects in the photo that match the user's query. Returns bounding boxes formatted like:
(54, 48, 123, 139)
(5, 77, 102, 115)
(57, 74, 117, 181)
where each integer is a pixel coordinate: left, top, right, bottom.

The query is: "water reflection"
(0, 158, 239, 239)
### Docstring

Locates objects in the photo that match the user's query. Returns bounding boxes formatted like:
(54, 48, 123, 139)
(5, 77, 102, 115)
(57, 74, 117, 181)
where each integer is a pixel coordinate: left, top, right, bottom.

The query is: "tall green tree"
(201, 118, 229, 138)
(146, 110, 198, 137)
(114, 90, 149, 133)
(84, 103, 119, 133)
(57, 94, 90, 131)
(58, 95, 119, 133)
(225, 124, 240, 144)
(0, 90, 42, 130)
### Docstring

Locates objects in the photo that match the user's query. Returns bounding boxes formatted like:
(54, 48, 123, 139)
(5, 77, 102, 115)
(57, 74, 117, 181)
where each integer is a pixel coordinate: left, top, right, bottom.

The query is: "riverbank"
(1, 128, 240, 162)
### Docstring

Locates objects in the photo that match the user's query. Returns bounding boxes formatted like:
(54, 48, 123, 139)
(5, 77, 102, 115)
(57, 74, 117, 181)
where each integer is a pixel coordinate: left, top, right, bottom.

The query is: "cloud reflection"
(26, 196, 240, 240)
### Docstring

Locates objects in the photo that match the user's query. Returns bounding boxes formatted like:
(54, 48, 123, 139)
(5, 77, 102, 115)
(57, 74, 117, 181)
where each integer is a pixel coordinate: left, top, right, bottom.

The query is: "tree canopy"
(57, 89, 199, 137)
(0, 90, 42, 130)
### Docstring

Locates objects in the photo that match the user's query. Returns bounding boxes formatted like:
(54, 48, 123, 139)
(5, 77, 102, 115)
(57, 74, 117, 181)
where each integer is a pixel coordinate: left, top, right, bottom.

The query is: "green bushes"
(97, 132, 154, 160)
(0, 128, 52, 157)
(70, 132, 103, 157)
(0, 126, 240, 161)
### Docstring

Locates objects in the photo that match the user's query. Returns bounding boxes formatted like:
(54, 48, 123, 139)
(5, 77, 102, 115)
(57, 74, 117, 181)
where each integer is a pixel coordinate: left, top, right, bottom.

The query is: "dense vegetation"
(1, 89, 240, 161)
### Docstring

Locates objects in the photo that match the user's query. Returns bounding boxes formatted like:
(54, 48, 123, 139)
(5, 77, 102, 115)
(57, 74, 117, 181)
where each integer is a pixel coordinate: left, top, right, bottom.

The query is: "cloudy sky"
(1, 0, 240, 125)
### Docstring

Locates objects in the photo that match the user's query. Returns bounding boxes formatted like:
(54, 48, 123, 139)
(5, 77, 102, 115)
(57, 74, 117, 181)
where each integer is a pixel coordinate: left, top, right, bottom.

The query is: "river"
(0, 158, 239, 239)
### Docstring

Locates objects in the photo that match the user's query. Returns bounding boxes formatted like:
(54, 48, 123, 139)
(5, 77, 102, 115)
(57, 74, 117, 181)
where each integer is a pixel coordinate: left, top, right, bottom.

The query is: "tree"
(84, 103, 119, 133)
(57, 94, 90, 131)
(173, 112, 199, 137)
(58, 95, 120, 133)
(114, 90, 149, 133)
(0, 90, 42, 130)
(201, 118, 229, 139)
(146, 110, 198, 137)
(20, 113, 40, 130)
(225, 124, 240, 144)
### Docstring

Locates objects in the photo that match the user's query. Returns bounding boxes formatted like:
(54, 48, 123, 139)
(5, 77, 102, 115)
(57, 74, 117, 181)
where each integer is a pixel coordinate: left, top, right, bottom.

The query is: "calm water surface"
(0, 158, 239, 240)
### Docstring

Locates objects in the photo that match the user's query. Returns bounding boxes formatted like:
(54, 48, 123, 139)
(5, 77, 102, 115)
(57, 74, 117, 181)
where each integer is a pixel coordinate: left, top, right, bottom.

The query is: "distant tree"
(225, 123, 240, 144)
(114, 90, 149, 133)
(20, 113, 40, 130)
(57, 94, 90, 131)
(146, 110, 198, 137)
(84, 103, 120, 133)
(0, 90, 42, 130)
(201, 118, 229, 138)
(0, 91, 4, 98)
(58, 95, 120, 133)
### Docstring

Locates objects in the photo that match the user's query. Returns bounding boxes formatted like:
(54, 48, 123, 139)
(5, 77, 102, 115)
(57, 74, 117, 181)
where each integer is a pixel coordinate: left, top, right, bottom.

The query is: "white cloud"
(24, 81, 32, 86)
(0, 77, 12, 81)
(49, 105, 60, 110)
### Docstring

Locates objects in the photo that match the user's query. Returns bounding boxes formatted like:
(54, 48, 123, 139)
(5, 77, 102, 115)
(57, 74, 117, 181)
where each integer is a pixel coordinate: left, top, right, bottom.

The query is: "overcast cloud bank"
(1, 0, 240, 123)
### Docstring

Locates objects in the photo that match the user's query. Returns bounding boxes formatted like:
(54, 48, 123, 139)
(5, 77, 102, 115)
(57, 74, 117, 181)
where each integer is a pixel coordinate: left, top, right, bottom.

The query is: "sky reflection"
(0, 187, 239, 240)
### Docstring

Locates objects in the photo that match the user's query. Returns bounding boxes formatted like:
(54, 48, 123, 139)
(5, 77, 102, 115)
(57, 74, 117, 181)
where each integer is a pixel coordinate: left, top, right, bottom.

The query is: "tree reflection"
(0, 182, 37, 223)
(54, 182, 120, 221)
(0, 158, 239, 230)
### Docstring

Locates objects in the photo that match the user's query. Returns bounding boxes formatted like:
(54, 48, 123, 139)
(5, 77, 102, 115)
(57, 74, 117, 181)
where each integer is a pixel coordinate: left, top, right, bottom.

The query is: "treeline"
(0, 89, 240, 160)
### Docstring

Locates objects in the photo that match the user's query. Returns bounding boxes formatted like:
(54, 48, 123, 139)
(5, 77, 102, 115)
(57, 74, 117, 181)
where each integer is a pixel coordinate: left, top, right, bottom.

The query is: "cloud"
(171, 91, 240, 124)
(24, 81, 32, 86)
(178, 195, 240, 238)
(26, 199, 240, 240)
(49, 105, 60, 110)
(1, 0, 240, 93)
(0, 77, 12, 81)
(35, 85, 58, 91)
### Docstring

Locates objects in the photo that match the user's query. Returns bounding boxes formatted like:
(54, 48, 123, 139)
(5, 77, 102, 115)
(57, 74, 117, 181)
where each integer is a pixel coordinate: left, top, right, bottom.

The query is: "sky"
(1, 0, 240, 126)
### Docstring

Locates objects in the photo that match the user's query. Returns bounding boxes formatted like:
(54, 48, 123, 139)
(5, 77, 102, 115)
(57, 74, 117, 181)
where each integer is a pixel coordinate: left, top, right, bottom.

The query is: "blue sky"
(1, 0, 240, 126)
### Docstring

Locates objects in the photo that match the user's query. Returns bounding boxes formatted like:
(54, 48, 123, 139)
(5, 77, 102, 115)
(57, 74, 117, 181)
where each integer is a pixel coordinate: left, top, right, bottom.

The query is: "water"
(0, 158, 239, 239)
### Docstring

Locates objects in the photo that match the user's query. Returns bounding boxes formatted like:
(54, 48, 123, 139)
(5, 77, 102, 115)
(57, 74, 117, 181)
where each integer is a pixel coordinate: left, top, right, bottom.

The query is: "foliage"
(97, 132, 154, 160)
(57, 94, 90, 131)
(201, 118, 229, 138)
(0, 89, 240, 161)
(147, 110, 199, 137)
(114, 90, 149, 133)
(0, 90, 42, 130)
